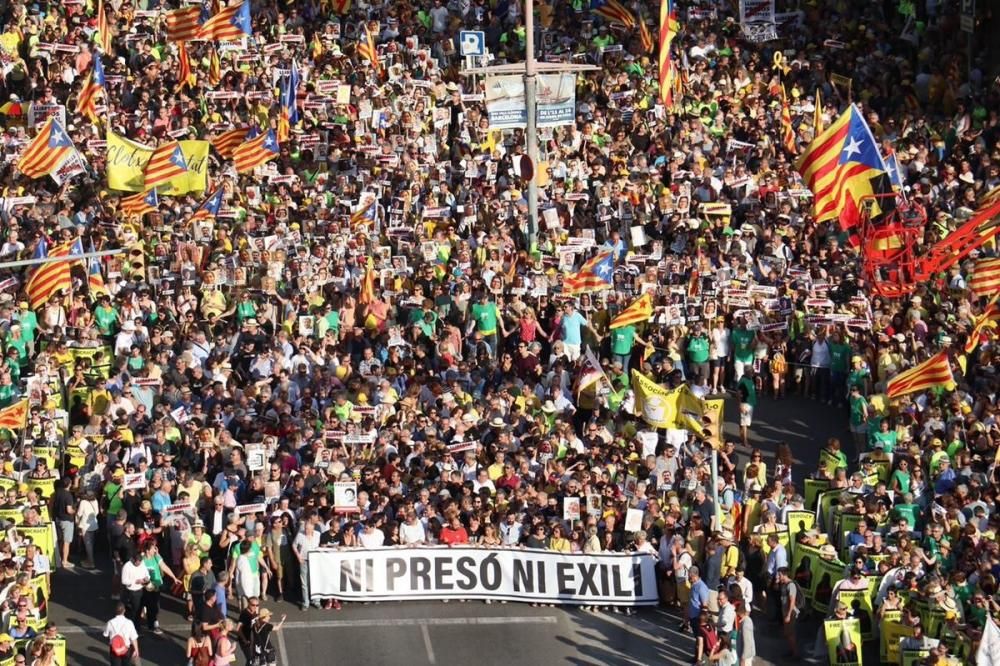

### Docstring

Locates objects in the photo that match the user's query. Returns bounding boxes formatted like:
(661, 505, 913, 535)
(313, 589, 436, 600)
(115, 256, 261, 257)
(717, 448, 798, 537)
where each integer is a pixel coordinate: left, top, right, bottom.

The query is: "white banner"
(308, 547, 657, 606)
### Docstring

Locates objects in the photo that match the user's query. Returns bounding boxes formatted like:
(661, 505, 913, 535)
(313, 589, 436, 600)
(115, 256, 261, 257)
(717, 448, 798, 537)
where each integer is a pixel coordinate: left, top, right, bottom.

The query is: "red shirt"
(439, 526, 469, 545)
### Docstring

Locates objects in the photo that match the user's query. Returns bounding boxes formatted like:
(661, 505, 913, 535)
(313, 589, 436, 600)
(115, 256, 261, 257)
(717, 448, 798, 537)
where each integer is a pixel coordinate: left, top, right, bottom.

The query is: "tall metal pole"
(711, 449, 720, 532)
(524, 0, 539, 253)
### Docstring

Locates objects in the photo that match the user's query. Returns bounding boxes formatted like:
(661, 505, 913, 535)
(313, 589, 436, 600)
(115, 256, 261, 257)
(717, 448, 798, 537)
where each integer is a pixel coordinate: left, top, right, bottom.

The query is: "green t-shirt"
(324, 311, 340, 334)
(95, 305, 119, 334)
(890, 470, 911, 495)
(471, 302, 499, 336)
(610, 325, 635, 355)
(731, 328, 755, 364)
(106, 482, 124, 518)
(687, 336, 710, 364)
(144, 553, 164, 587)
(15, 310, 37, 343)
(870, 429, 897, 453)
(737, 375, 757, 407)
(829, 342, 851, 373)
(847, 368, 870, 390)
(849, 395, 868, 426)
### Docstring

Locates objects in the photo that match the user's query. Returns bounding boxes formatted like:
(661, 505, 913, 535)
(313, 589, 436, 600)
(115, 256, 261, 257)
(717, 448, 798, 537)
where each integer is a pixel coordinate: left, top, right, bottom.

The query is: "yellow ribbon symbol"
(772, 52, 790, 76)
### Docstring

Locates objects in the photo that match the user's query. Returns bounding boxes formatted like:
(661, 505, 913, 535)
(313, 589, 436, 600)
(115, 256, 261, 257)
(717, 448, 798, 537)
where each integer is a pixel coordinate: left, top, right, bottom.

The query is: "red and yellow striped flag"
(0, 400, 28, 431)
(143, 141, 188, 189)
(211, 127, 249, 159)
(97, 0, 112, 53)
(969, 257, 1000, 299)
(638, 20, 653, 54)
(165, 6, 203, 42)
(610, 293, 653, 329)
(781, 85, 796, 154)
(176, 43, 196, 92)
(886, 351, 955, 399)
(357, 24, 381, 76)
(16, 118, 74, 179)
(26, 261, 72, 309)
(964, 294, 1000, 354)
(658, 0, 680, 108)
(592, 0, 637, 27)
(208, 48, 222, 86)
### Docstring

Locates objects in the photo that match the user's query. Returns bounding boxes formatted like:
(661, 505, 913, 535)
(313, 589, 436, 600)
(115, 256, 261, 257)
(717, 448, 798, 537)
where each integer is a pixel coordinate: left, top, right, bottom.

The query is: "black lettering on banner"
(513, 558, 533, 593)
(600, 562, 610, 596)
(340, 559, 363, 592)
(366, 558, 375, 592)
(612, 563, 627, 597)
(576, 562, 599, 596)
(434, 557, 454, 591)
(386, 557, 407, 592)
(479, 553, 501, 590)
(631, 562, 643, 597)
(536, 561, 546, 593)
(556, 562, 575, 596)
(455, 557, 477, 590)
(411, 557, 432, 590)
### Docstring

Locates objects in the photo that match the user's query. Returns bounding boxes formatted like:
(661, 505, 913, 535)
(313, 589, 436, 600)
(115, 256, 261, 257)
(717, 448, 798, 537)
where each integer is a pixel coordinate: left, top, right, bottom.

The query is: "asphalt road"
(50, 392, 850, 666)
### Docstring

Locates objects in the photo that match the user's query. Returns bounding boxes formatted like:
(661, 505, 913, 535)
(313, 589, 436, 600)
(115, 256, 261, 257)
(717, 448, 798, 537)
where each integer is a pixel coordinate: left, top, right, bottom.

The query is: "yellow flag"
(106, 129, 153, 191)
(106, 130, 209, 193)
(630, 370, 677, 429)
(814, 87, 823, 134)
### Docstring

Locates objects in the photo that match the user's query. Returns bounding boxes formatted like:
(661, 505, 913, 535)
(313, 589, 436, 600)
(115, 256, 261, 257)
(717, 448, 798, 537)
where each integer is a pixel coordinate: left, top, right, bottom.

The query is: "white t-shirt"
(104, 614, 138, 643)
(400, 521, 426, 545)
(359, 528, 385, 548)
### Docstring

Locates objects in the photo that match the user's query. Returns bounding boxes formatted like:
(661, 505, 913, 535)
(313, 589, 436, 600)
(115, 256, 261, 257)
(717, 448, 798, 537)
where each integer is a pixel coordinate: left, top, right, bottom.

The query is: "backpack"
(110, 635, 129, 657)
(791, 581, 806, 611)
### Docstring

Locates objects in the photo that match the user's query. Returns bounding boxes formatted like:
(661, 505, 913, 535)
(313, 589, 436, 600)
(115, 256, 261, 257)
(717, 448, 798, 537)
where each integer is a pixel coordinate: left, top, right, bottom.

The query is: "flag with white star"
(795, 103, 888, 231)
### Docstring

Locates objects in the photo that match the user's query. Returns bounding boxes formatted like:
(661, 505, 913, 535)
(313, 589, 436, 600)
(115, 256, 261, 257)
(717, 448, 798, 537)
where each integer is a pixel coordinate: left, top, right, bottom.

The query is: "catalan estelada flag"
(795, 104, 888, 232)
(964, 295, 1000, 354)
(198, 1, 252, 42)
(575, 346, 607, 396)
(0, 400, 28, 431)
(120, 189, 159, 217)
(188, 189, 224, 224)
(76, 54, 106, 123)
(277, 60, 300, 142)
(165, 5, 203, 42)
(16, 118, 74, 179)
(350, 195, 377, 227)
(658, 0, 680, 108)
(233, 128, 279, 172)
(96, 0, 112, 53)
(211, 127, 249, 159)
(970, 257, 1000, 299)
(884, 151, 904, 191)
(886, 351, 955, 399)
(564, 251, 614, 295)
(357, 24, 381, 76)
(26, 260, 72, 309)
(610, 293, 653, 329)
(88, 256, 108, 299)
(143, 141, 189, 189)
(591, 0, 637, 27)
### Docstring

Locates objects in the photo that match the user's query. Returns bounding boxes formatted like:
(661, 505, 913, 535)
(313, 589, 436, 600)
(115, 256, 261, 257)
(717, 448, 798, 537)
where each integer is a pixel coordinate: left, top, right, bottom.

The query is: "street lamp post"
(524, 0, 539, 252)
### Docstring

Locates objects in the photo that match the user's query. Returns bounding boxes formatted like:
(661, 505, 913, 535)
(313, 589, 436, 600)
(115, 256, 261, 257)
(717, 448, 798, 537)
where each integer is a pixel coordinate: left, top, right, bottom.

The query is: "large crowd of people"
(0, 0, 997, 664)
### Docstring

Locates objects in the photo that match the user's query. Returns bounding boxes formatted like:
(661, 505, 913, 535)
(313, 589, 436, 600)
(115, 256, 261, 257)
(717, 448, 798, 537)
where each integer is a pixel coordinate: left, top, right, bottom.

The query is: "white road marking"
(59, 615, 560, 634)
(421, 624, 436, 664)
(276, 624, 290, 666)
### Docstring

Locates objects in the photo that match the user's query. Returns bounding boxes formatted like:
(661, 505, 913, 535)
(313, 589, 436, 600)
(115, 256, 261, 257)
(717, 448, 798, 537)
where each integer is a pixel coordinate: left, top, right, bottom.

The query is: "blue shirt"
(766, 544, 789, 579)
(689, 579, 710, 620)
(560, 311, 586, 345)
(212, 582, 228, 617)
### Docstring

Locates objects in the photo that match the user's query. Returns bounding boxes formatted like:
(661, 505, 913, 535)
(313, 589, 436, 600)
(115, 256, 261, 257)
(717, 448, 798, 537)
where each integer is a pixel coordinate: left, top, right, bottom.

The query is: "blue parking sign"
(460, 31, 486, 57)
